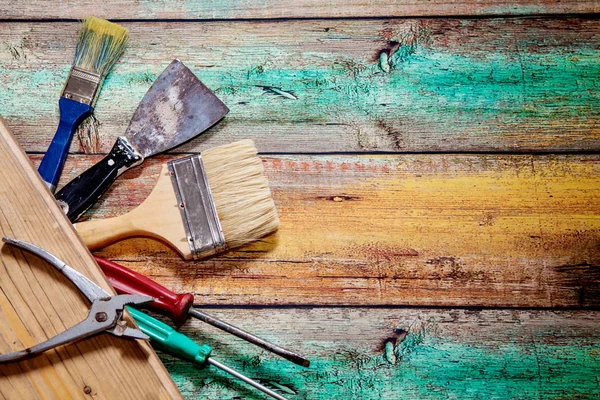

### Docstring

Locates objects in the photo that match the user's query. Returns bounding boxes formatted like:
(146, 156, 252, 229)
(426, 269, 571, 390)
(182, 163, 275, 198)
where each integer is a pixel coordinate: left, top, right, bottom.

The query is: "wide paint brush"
(75, 140, 279, 259)
(38, 17, 128, 192)
(55, 59, 229, 222)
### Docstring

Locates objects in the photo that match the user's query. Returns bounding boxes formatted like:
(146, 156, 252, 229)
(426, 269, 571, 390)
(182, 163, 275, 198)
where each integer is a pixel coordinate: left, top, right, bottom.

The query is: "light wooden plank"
(36, 153, 600, 308)
(0, 0, 597, 19)
(156, 308, 600, 399)
(0, 118, 181, 399)
(2, 19, 599, 154)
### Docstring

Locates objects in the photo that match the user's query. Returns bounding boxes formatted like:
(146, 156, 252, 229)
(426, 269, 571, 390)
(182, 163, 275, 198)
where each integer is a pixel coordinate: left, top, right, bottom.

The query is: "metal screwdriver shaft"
(127, 307, 290, 400)
(95, 256, 310, 367)
(207, 357, 288, 400)
(188, 308, 309, 367)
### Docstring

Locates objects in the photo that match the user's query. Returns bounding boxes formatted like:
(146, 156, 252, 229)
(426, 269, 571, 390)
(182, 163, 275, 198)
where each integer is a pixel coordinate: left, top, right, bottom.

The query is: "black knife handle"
(55, 136, 143, 222)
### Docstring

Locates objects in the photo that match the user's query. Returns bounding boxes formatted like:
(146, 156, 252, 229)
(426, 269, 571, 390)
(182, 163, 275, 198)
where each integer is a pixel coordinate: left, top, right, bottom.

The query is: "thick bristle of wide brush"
(201, 140, 279, 249)
(73, 16, 128, 76)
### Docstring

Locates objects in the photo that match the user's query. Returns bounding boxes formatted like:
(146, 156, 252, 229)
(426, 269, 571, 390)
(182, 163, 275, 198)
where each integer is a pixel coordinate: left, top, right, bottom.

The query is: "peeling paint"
(384, 340, 397, 364)
(268, 381, 297, 395)
(2, 32, 599, 153)
(315, 195, 361, 202)
(257, 85, 298, 100)
(163, 323, 600, 399)
(76, 114, 101, 153)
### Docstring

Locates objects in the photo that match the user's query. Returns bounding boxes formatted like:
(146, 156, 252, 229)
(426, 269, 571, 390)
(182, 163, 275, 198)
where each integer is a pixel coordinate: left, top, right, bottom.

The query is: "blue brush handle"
(38, 97, 93, 192)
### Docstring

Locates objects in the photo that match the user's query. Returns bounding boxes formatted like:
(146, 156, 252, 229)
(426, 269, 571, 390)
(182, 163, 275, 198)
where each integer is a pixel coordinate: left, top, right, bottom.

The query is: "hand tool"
(55, 59, 229, 222)
(128, 307, 291, 400)
(95, 256, 310, 367)
(75, 139, 279, 259)
(38, 17, 128, 193)
(0, 237, 152, 362)
(0, 238, 290, 400)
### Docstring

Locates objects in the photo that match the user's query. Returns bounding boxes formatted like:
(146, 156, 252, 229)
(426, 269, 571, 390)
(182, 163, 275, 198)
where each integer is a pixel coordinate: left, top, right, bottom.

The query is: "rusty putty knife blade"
(125, 59, 229, 158)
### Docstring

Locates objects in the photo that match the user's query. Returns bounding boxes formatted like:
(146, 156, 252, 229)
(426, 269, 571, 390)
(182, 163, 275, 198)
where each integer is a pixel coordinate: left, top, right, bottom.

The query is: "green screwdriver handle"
(126, 306, 212, 365)
(126, 307, 291, 400)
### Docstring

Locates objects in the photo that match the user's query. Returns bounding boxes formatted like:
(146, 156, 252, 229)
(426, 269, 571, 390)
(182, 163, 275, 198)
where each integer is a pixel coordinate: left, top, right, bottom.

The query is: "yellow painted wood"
(0, 118, 181, 399)
(42, 152, 600, 308)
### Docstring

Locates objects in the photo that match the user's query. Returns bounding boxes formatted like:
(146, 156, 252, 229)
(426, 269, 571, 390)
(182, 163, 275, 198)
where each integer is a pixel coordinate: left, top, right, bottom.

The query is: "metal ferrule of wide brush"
(61, 66, 102, 105)
(168, 155, 226, 259)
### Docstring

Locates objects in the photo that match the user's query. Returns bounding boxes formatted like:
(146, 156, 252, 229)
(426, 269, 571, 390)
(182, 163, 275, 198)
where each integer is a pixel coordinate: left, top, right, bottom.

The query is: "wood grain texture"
(1, 18, 599, 154)
(33, 152, 600, 308)
(156, 308, 600, 399)
(0, 0, 598, 19)
(0, 118, 181, 399)
(4, 9, 600, 400)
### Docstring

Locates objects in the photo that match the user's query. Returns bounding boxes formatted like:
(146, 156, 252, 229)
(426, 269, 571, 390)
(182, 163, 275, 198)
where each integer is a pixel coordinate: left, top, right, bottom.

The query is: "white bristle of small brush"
(201, 140, 279, 249)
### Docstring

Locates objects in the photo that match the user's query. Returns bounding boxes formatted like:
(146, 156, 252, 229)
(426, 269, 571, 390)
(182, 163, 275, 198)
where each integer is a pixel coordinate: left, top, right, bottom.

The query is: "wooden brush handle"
(75, 164, 191, 258)
(75, 214, 134, 250)
(75, 211, 189, 258)
(55, 136, 143, 222)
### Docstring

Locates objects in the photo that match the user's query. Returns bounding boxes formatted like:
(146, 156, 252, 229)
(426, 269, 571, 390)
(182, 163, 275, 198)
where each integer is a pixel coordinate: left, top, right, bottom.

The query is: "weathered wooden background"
(0, 1, 599, 398)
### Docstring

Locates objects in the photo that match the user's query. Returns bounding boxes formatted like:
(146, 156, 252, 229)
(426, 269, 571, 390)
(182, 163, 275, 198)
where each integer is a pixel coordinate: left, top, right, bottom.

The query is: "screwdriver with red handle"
(94, 256, 310, 367)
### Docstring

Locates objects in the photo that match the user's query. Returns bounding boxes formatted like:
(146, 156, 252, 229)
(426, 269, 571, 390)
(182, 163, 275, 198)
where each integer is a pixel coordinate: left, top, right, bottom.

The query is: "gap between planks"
(0, 1, 599, 19)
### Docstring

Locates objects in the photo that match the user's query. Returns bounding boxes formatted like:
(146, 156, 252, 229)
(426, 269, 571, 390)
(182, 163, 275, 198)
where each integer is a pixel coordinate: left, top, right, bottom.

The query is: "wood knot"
(316, 195, 361, 202)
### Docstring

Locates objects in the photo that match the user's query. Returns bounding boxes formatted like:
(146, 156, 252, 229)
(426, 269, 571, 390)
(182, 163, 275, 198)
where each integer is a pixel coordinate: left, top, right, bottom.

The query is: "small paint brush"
(38, 16, 128, 192)
(75, 140, 279, 259)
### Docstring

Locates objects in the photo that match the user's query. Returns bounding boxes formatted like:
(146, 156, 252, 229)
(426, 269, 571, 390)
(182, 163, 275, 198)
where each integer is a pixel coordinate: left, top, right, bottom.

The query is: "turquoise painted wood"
(0, 19, 599, 153)
(158, 308, 600, 399)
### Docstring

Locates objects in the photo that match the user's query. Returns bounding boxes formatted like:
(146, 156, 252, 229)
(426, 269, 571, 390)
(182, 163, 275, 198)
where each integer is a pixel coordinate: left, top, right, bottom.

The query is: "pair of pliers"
(0, 237, 153, 363)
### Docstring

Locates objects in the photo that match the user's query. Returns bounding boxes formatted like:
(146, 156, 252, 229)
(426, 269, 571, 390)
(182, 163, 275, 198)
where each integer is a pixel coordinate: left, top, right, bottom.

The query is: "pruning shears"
(0, 237, 153, 362)
(0, 237, 292, 400)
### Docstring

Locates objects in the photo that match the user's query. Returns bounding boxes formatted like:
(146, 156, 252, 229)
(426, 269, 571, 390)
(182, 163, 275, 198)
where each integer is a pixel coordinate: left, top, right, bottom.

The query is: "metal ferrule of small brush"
(61, 66, 102, 105)
(168, 155, 227, 259)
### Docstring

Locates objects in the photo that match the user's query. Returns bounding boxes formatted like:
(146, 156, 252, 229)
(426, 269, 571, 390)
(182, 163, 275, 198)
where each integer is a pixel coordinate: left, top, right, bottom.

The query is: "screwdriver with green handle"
(126, 307, 290, 400)
(94, 256, 310, 367)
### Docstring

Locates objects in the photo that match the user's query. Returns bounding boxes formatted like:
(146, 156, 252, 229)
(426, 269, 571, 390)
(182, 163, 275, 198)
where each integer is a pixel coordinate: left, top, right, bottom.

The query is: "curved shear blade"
(0, 239, 154, 363)
(102, 295, 153, 340)
(2, 237, 110, 302)
(107, 324, 150, 340)
(106, 294, 154, 309)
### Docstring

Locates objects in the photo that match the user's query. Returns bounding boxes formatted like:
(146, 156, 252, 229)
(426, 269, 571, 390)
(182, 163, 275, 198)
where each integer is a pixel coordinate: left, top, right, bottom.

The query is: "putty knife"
(55, 59, 229, 222)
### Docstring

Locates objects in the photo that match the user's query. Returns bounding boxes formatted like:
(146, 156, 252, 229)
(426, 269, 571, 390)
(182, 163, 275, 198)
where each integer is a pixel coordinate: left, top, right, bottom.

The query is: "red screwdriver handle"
(94, 256, 194, 325)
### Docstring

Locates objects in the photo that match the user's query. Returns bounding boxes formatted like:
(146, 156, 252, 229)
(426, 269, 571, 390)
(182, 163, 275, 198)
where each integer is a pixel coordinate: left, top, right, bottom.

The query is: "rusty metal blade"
(125, 59, 229, 158)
